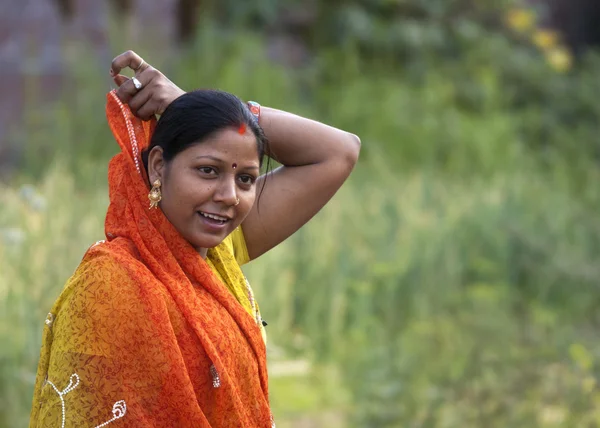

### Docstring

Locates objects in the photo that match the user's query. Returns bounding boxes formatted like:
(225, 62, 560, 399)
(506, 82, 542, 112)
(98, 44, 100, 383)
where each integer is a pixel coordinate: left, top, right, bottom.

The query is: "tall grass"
(3, 28, 600, 426)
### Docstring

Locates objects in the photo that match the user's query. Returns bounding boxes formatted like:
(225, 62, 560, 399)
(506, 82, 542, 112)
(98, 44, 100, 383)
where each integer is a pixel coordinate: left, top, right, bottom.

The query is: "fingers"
(114, 76, 138, 104)
(136, 101, 161, 121)
(129, 90, 153, 119)
(113, 74, 156, 120)
(113, 74, 128, 87)
(110, 50, 150, 77)
(109, 57, 184, 121)
(115, 68, 155, 104)
(133, 84, 172, 120)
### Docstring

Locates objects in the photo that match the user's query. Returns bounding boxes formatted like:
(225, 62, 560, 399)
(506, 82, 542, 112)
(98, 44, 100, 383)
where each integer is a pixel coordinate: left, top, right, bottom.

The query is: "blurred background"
(2, 0, 600, 426)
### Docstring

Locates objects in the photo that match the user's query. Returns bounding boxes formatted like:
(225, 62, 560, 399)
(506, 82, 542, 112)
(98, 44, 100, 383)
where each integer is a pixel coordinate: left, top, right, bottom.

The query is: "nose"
(213, 175, 238, 206)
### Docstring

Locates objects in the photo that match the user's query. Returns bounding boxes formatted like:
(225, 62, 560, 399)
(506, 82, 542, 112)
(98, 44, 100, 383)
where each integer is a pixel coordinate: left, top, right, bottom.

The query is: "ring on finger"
(132, 76, 143, 90)
(134, 59, 145, 71)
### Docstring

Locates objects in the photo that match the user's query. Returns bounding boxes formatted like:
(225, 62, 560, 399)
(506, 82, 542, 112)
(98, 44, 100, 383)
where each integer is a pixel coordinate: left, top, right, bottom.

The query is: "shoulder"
(78, 238, 144, 287)
(49, 239, 163, 355)
(56, 238, 150, 312)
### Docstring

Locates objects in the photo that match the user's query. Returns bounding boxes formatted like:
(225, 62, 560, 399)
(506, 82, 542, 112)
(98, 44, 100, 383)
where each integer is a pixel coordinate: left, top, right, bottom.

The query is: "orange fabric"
(29, 91, 272, 427)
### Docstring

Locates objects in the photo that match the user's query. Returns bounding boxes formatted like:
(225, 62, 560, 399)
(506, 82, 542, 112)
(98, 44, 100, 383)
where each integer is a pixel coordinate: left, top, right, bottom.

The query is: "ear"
(147, 146, 165, 183)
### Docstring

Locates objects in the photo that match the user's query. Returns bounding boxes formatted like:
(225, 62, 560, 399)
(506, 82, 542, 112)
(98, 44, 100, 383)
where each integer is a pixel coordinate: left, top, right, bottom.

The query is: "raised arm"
(110, 51, 361, 260)
(241, 106, 360, 259)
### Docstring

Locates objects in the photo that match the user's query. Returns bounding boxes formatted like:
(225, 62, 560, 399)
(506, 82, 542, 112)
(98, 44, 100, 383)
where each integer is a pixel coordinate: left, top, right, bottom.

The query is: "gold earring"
(234, 197, 240, 206)
(148, 179, 162, 209)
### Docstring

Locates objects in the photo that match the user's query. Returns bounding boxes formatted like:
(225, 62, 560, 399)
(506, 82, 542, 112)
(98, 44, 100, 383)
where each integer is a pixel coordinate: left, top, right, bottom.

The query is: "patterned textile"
(207, 228, 267, 344)
(29, 91, 272, 427)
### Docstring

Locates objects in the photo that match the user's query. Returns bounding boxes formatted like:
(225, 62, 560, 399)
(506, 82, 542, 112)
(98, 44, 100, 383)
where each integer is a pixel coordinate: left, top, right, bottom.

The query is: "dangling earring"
(148, 179, 162, 209)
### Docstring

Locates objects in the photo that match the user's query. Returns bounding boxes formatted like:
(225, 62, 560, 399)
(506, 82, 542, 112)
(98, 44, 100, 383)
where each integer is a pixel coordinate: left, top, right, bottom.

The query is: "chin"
(190, 232, 229, 250)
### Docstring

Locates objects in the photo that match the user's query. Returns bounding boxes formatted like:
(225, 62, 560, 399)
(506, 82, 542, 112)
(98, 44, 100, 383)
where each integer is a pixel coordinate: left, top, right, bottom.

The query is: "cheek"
(163, 175, 211, 208)
(183, 186, 213, 207)
(239, 192, 257, 214)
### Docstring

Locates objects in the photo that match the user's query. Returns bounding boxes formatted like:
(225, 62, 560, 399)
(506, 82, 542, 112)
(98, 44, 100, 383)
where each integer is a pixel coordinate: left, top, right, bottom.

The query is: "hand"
(110, 50, 185, 121)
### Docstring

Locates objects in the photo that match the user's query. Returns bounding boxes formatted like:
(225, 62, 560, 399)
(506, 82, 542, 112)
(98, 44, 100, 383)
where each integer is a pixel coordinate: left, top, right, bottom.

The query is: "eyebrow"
(194, 155, 260, 170)
(195, 155, 224, 162)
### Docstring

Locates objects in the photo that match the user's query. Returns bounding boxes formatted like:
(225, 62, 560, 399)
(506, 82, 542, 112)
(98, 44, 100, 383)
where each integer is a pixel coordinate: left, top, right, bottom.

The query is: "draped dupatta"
(29, 91, 271, 427)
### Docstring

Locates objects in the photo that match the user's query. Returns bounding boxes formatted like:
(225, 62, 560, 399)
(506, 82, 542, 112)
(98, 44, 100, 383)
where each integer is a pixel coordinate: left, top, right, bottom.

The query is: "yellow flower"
(533, 29, 560, 50)
(505, 8, 536, 33)
(546, 47, 573, 73)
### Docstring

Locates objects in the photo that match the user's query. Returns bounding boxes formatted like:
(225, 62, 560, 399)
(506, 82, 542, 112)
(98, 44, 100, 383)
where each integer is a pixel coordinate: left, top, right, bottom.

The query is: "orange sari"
(29, 91, 272, 427)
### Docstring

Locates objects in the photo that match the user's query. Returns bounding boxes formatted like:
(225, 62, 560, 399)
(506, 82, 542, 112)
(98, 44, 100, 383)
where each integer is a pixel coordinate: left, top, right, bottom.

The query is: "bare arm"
(242, 107, 361, 260)
(109, 51, 361, 260)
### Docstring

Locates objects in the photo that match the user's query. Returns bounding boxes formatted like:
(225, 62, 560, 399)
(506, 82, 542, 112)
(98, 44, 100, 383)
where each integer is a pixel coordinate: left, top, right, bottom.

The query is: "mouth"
(198, 211, 231, 227)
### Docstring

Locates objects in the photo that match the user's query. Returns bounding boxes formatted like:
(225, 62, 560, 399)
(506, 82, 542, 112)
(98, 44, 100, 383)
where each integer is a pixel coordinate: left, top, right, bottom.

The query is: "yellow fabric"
(230, 225, 251, 266)
(207, 226, 266, 342)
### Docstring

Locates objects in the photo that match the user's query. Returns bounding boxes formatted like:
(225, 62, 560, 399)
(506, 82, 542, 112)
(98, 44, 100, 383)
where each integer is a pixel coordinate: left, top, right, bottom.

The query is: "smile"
(198, 211, 230, 224)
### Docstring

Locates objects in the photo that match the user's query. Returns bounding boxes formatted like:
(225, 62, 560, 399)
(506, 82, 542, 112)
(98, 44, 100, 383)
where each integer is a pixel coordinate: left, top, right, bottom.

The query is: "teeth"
(200, 212, 228, 222)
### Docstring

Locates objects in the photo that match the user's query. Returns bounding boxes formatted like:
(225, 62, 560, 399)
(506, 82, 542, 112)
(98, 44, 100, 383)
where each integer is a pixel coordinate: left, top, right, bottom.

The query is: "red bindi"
(232, 163, 237, 169)
(238, 123, 247, 135)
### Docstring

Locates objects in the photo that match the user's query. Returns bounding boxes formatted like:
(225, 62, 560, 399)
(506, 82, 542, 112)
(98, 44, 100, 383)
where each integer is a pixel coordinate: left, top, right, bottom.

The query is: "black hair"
(142, 89, 269, 174)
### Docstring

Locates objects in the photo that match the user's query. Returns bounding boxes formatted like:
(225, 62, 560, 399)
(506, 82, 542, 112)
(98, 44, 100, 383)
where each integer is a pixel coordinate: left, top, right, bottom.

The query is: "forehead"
(180, 128, 260, 163)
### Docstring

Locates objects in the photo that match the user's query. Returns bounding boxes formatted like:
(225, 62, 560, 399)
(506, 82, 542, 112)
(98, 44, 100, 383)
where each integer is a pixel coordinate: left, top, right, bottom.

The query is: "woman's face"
(148, 127, 260, 255)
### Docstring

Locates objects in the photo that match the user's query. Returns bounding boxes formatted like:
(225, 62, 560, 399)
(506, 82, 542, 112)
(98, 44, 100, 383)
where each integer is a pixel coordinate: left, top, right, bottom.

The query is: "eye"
(238, 175, 256, 186)
(197, 166, 217, 175)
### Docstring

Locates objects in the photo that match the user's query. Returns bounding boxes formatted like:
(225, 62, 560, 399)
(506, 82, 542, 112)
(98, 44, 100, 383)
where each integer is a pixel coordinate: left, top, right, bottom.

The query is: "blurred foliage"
(19, 0, 600, 185)
(3, 0, 600, 427)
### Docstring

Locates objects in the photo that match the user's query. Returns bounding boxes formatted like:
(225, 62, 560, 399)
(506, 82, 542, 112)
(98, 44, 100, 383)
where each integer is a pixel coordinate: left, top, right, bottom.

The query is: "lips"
(199, 211, 229, 222)
(197, 211, 232, 228)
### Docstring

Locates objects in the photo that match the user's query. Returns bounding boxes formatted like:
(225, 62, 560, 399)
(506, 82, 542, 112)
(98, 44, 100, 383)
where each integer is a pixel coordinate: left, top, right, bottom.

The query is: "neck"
(197, 247, 208, 259)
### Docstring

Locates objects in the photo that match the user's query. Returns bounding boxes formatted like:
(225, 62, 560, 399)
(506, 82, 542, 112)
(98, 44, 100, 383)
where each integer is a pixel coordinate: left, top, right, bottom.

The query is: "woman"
(30, 50, 360, 427)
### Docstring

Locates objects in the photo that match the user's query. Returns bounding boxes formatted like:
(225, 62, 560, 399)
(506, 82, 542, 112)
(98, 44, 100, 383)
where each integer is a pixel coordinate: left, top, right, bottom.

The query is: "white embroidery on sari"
(109, 91, 141, 175)
(93, 400, 127, 428)
(210, 364, 221, 388)
(91, 240, 106, 248)
(244, 277, 261, 326)
(45, 312, 54, 328)
(46, 373, 79, 428)
(45, 373, 127, 427)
